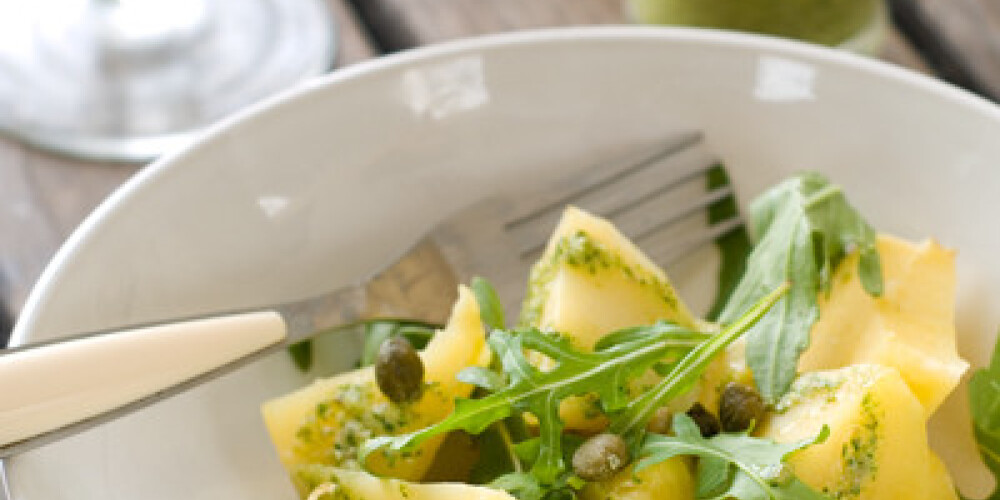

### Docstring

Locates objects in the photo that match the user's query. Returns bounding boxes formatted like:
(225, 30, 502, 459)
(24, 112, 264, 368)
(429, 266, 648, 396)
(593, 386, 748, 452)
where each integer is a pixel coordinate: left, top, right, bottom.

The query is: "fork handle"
(0, 311, 286, 456)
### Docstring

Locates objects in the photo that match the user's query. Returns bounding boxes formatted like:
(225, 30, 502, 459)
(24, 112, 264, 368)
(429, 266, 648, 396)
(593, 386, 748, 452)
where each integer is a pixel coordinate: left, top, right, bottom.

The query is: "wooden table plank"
(350, 0, 623, 49)
(329, 0, 379, 65)
(25, 156, 138, 238)
(882, 24, 933, 73)
(912, 0, 1000, 98)
(354, 0, 930, 73)
(0, 0, 376, 341)
(0, 139, 65, 314)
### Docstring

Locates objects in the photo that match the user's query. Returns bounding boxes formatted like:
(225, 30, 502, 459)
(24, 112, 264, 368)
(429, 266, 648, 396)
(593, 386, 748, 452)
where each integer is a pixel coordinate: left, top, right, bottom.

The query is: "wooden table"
(0, 0, 993, 345)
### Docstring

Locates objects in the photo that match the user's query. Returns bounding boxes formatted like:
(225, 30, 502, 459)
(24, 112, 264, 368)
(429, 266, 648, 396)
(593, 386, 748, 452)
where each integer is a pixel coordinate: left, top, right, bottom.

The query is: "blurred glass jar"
(628, 0, 888, 55)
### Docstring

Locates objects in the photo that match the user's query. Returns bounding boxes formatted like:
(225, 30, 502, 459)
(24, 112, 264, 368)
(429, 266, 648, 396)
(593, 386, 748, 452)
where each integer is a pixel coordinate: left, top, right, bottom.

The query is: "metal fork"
(0, 131, 742, 458)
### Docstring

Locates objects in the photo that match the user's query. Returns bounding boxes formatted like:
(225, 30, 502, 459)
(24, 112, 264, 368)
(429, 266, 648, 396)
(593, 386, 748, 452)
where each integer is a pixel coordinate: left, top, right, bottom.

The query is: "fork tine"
(516, 179, 733, 259)
(505, 133, 715, 255)
(611, 181, 734, 245)
(645, 215, 745, 266)
(503, 132, 703, 230)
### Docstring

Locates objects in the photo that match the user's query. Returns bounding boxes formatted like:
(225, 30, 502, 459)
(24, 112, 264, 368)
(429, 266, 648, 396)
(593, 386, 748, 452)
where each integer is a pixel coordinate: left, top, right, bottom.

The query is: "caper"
(375, 336, 425, 403)
(686, 402, 720, 437)
(572, 433, 631, 481)
(646, 406, 673, 435)
(719, 382, 766, 433)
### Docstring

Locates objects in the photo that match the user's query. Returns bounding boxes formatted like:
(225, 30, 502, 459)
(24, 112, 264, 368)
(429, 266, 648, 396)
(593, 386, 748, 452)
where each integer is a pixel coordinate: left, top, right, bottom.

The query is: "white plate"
(7, 27, 1000, 499)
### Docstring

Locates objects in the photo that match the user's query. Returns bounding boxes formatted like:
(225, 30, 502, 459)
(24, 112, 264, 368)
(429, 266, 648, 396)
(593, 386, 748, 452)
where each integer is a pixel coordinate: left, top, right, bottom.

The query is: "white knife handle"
(0, 311, 287, 452)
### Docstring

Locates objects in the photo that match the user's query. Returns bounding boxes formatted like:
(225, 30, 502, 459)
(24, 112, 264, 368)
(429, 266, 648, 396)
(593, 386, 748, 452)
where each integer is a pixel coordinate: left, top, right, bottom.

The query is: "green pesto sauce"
(828, 392, 882, 499)
(774, 372, 845, 414)
(294, 466, 420, 500)
(631, 0, 880, 47)
(292, 383, 418, 469)
(294, 464, 354, 500)
(518, 230, 683, 329)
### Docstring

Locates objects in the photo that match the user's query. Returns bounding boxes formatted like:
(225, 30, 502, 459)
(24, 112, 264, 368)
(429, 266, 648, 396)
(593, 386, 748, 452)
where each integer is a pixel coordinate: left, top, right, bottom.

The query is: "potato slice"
(296, 467, 515, 500)
(800, 235, 968, 417)
(580, 457, 695, 500)
(761, 364, 954, 500)
(262, 286, 489, 485)
(519, 207, 697, 431)
(520, 206, 696, 343)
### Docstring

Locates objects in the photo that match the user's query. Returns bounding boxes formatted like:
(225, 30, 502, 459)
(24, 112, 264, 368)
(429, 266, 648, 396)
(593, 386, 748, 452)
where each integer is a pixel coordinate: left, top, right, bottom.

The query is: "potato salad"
(260, 172, 984, 500)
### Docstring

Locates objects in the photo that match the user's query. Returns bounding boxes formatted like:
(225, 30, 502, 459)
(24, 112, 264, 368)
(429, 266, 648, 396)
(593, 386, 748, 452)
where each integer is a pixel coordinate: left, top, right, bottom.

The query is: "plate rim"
(12, 26, 1000, 347)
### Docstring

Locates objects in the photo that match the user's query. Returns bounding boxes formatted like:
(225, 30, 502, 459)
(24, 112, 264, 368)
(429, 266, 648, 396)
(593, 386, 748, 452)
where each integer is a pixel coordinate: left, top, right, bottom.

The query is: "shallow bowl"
(7, 27, 1000, 499)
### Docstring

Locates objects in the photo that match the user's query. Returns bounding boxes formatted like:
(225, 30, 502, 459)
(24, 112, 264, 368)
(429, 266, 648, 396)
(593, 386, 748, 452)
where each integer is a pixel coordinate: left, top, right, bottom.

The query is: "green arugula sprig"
(964, 331, 1000, 500)
(489, 472, 581, 500)
(483, 434, 587, 500)
(361, 324, 708, 483)
(717, 172, 883, 403)
(706, 164, 752, 321)
(360, 281, 789, 486)
(638, 413, 830, 500)
(609, 284, 789, 445)
(472, 276, 506, 330)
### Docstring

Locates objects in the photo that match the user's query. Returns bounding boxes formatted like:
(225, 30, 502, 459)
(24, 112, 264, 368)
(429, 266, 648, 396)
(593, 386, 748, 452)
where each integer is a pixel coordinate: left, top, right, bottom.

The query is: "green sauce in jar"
(630, 0, 882, 47)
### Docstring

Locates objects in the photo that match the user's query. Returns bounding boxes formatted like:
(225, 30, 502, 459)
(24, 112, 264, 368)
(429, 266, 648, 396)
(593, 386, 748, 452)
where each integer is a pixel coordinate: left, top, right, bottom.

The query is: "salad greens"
(716, 172, 883, 403)
(609, 285, 789, 445)
(279, 170, 1000, 500)
(965, 331, 1000, 500)
(361, 280, 790, 492)
(361, 325, 708, 484)
(706, 164, 752, 321)
(638, 413, 829, 500)
(473, 276, 507, 331)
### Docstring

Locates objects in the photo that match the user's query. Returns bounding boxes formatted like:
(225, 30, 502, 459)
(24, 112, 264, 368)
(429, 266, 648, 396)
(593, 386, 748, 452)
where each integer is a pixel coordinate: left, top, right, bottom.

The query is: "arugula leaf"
(490, 473, 546, 500)
(637, 413, 830, 500)
(964, 332, 1000, 500)
(610, 283, 789, 443)
(706, 163, 753, 321)
(362, 285, 787, 485)
(468, 423, 522, 484)
(362, 323, 708, 483)
(472, 276, 506, 330)
(489, 457, 585, 500)
(717, 172, 883, 403)
(489, 471, 582, 500)
(458, 366, 508, 393)
(512, 434, 586, 469)
(288, 341, 313, 371)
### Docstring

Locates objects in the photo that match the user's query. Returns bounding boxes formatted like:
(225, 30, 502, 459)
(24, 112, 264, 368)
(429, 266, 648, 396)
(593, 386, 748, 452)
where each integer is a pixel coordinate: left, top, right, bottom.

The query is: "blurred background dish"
(0, 0, 335, 162)
(3, 27, 1000, 500)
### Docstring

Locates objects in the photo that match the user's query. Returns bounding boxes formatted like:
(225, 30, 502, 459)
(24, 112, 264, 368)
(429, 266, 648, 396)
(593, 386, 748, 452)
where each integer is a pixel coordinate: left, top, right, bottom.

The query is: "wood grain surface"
(3, 0, 996, 343)
(914, 0, 1000, 98)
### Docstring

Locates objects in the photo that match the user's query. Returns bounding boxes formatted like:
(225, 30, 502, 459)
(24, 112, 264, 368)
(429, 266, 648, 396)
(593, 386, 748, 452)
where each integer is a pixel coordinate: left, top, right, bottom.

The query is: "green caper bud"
(719, 382, 766, 433)
(646, 406, 672, 435)
(686, 402, 720, 437)
(375, 336, 424, 403)
(572, 433, 631, 481)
